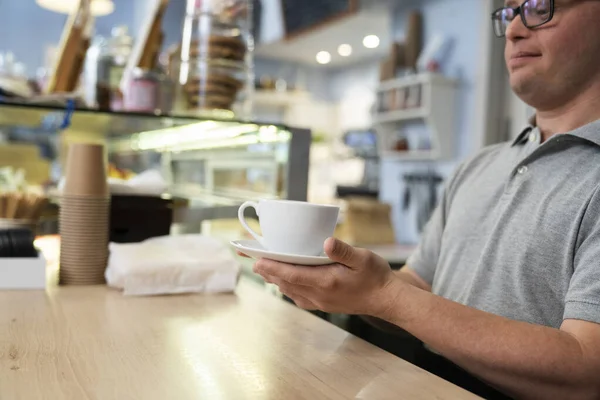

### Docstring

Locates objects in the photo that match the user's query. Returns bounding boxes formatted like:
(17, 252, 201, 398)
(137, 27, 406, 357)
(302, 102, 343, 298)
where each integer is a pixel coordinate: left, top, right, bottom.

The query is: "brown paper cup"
(63, 143, 108, 197)
(59, 275, 106, 285)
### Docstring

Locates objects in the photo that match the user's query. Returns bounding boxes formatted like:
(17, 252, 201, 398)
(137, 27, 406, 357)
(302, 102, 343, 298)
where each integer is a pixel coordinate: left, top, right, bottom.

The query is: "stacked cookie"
(201, 36, 247, 62)
(171, 34, 247, 114)
(185, 72, 244, 111)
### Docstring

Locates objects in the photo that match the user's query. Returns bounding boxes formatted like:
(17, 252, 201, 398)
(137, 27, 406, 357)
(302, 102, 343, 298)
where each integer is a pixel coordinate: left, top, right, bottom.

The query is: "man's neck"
(536, 81, 600, 142)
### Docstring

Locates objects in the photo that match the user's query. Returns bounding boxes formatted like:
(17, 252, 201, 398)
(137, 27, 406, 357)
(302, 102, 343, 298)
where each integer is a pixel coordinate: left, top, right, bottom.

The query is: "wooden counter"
(0, 280, 479, 399)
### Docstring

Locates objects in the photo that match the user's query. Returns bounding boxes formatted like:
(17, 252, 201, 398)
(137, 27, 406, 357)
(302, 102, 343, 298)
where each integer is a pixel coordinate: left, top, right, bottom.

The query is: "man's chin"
(510, 72, 537, 96)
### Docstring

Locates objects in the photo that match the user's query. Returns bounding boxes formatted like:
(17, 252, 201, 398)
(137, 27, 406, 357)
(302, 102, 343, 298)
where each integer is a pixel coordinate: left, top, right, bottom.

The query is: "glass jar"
(173, 0, 254, 119)
(84, 26, 133, 110)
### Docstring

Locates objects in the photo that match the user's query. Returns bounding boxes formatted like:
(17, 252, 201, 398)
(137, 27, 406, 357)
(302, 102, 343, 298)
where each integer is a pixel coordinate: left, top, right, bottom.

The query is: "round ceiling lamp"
(36, 0, 115, 16)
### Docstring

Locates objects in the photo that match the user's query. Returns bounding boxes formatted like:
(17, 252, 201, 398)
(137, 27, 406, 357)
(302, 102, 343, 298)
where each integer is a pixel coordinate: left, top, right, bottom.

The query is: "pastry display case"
(0, 102, 310, 233)
(109, 119, 310, 232)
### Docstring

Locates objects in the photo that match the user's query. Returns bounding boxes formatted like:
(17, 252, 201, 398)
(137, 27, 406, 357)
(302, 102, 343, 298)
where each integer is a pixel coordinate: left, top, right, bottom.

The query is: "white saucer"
(230, 240, 335, 266)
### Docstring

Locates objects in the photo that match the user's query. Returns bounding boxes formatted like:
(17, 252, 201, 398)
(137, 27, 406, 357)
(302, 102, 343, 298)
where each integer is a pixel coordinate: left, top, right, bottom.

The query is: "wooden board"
(46, 0, 92, 94)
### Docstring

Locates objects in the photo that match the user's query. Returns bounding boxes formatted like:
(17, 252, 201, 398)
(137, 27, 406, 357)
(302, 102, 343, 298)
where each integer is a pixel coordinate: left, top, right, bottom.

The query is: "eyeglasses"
(491, 0, 555, 38)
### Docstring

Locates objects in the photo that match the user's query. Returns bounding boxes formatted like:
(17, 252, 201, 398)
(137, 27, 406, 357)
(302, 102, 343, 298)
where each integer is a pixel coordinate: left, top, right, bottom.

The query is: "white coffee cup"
(238, 199, 340, 256)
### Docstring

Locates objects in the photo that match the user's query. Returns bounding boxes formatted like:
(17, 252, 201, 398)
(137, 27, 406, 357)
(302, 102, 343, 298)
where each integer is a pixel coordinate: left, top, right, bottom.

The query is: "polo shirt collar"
(568, 118, 600, 148)
(511, 115, 537, 147)
(511, 115, 600, 148)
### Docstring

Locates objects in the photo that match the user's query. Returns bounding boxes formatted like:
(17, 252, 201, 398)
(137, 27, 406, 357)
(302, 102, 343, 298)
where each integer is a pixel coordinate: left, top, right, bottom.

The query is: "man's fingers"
(254, 258, 336, 287)
(290, 295, 319, 311)
(280, 287, 319, 310)
(236, 250, 251, 258)
(265, 274, 319, 309)
(324, 237, 370, 269)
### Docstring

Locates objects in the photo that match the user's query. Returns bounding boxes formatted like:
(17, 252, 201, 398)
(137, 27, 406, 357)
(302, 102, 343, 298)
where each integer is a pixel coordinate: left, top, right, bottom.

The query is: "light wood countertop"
(0, 279, 480, 399)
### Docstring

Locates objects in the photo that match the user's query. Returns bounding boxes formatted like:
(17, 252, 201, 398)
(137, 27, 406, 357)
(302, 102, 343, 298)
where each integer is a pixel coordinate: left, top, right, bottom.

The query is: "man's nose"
(505, 15, 530, 41)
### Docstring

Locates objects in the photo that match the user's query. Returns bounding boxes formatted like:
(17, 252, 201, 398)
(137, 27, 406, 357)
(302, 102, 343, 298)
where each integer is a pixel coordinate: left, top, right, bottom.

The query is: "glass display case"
(0, 101, 311, 233)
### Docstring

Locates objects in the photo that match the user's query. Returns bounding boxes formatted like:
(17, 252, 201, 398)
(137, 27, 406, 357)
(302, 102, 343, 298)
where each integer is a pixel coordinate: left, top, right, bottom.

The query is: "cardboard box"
(335, 197, 396, 246)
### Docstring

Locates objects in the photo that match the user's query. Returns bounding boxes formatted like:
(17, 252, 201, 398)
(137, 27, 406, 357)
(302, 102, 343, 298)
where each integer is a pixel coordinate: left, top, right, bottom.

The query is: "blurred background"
(0, 0, 533, 247)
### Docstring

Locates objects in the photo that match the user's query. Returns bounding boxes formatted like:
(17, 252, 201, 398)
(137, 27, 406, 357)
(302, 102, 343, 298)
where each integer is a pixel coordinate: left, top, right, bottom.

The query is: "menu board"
(281, 0, 358, 38)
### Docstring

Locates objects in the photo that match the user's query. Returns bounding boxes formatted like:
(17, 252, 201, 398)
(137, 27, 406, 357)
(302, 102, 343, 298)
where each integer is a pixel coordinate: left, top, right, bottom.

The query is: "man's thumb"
(324, 237, 364, 268)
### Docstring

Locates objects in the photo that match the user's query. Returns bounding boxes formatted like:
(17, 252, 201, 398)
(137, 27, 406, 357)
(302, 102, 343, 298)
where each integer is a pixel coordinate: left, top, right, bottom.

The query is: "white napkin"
(108, 169, 168, 196)
(105, 235, 241, 296)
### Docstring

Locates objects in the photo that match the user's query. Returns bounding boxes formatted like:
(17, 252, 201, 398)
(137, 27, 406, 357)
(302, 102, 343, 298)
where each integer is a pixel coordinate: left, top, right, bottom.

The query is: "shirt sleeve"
(564, 185, 600, 324)
(406, 164, 464, 285)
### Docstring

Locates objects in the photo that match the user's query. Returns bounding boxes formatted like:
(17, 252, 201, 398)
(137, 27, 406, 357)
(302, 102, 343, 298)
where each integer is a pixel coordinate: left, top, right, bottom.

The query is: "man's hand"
(253, 237, 402, 316)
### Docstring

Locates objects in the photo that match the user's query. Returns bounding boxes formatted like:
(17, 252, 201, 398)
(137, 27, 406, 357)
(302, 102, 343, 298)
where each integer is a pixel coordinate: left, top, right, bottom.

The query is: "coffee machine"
(336, 129, 379, 199)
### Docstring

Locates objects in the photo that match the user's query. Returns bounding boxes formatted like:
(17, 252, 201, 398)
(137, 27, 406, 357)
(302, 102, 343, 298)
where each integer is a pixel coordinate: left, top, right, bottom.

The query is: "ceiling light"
(363, 35, 380, 49)
(338, 44, 352, 57)
(316, 51, 331, 65)
(36, 0, 115, 16)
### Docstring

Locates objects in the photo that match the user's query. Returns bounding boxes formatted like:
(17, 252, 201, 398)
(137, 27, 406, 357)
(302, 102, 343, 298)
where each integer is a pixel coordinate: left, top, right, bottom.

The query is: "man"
(247, 0, 600, 399)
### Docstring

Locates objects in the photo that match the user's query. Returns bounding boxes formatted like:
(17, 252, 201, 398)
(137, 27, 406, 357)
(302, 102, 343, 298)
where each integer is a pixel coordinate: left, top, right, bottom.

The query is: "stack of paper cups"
(59, 143, 110, 285)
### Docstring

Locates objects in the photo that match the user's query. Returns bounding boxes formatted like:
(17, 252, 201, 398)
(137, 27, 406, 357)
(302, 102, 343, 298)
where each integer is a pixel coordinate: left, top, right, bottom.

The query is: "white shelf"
(373, 73, 458, 161)
(372, 108, 428, 124)
(376, 73, 456, 92)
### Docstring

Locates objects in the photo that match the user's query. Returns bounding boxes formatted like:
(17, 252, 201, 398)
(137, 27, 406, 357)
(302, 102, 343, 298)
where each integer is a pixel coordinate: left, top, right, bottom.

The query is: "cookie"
(187, 93, 235, 110)
(208, 35, 246, 50)
(188, 92, 235, 105)
(187, 73, 244, 90)
(188, 36, 247, 61)
(184, 82, 238, 97)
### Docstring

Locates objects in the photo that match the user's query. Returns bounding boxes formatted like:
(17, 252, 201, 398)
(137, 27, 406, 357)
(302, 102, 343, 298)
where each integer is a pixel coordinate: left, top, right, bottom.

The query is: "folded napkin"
(105, 235, 240, 296)
(108, 169, 168, 196)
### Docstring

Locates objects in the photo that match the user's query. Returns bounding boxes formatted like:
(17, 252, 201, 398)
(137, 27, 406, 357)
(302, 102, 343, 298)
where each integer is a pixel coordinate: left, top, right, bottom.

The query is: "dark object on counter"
(0, 228, 37, 258)
(109, 195, 173, 243)
(336, 185, 378, 199)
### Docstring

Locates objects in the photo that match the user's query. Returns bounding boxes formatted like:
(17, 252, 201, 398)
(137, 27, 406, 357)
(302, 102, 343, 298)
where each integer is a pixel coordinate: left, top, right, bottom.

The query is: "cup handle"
(238, 201, 264, 245)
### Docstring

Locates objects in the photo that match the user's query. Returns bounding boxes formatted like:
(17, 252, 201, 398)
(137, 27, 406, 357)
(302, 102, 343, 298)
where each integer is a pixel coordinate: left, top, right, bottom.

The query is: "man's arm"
(361, 266, 431, 334)
(395, 266, 432, 291)
(379, 279, 600, 400)
(254, 239, 600, 400)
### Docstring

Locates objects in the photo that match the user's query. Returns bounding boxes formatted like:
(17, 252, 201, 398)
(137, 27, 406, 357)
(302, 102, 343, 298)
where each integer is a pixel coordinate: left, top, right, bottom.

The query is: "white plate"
(230, 240, 335, 266)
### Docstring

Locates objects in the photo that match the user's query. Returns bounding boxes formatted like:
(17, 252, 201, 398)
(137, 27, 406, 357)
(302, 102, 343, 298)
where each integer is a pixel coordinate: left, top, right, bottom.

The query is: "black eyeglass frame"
(491, 0, 555, 37)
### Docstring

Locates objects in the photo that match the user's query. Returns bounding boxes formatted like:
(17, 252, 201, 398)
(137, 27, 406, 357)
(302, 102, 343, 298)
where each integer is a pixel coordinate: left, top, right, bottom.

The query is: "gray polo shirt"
(408, 118, 600, 328)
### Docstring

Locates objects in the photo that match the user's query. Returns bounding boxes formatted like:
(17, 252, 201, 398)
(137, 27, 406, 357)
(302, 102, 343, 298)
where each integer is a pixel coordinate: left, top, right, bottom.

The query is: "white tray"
(0, 254, 46, 290)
